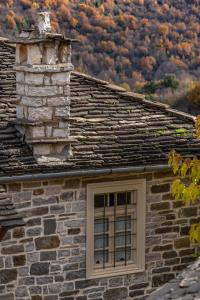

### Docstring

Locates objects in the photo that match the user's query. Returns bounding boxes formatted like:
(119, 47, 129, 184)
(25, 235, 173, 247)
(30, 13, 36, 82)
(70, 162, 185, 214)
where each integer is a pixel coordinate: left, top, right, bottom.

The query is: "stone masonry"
(0, 170, 199, 300)
(15, 67, 72, 160)
(12, 12, 75, 163)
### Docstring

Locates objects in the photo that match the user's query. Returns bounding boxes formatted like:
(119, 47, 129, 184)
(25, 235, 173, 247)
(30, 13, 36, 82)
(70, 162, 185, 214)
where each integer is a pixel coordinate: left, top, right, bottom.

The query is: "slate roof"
(69, 73, 198, 169)
(147, 258, 200, 300)
(0, 40, 16, 124)
(0, 41, 200, 177)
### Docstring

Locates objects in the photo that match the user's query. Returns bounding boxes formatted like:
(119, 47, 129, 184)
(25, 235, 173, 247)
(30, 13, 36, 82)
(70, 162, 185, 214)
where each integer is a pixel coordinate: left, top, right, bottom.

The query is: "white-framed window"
(86, 179, 146, 279)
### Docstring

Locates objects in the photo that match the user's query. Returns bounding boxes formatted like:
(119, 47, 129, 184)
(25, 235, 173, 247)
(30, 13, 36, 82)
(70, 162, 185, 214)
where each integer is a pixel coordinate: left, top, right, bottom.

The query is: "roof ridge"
(117, 90, 195, 122)
(0, 36, 8, 41)
(72, 71, 108, 85)
(73, 71, 195, 123)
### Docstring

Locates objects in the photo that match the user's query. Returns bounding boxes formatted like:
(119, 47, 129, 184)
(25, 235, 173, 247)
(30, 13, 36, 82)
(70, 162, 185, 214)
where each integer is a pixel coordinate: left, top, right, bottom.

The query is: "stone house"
(0, 12, 200, 300)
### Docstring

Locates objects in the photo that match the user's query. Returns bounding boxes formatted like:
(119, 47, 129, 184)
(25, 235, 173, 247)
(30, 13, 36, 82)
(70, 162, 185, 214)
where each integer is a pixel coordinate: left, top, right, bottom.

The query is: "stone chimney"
(10, 12, 76, 163)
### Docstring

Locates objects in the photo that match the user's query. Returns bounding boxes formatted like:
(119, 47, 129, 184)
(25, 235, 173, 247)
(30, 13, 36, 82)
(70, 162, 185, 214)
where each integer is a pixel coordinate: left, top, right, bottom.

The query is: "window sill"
(87, 266, 145, 279)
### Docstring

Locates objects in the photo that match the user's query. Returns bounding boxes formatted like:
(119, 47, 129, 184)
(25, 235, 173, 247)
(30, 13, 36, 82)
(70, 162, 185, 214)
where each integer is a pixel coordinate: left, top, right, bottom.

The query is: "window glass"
(116, 216, 131, 231)
(94, 194, 106, 208)
(94, 219, 108, 234)
(117, 192, 131, 206)
(94, 234, 108, 249)
(94, 250, 108, 265)
(116, 247, 131, 262)
(109, 193, 115, 206)
(116, 232, 131, 246)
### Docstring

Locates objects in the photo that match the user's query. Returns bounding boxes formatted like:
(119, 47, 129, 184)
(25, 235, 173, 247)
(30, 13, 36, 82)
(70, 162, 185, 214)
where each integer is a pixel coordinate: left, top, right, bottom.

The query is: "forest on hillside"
(0, 0, 200, 111)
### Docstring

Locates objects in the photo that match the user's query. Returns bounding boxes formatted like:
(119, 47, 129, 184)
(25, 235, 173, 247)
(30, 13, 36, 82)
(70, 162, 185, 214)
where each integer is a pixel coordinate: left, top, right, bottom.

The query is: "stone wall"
(15, 67, 72, 161)
(0, 171, 198, 300)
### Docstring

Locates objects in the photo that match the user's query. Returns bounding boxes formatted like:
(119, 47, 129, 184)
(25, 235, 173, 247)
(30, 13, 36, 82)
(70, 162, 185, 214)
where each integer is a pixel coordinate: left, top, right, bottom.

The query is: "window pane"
(116, 216, 131, 231)
(94, 219, 108, 234)
(94, 194, 106, 208)
(117, 192, 132, 206)
(94, 250, 108, 265)
(94, 234, 108, 249)
(116, 247, 131, 262)
(127, 192, 131, 204)
(117, 192, 126, 206)
(116, 232, 131, 246)
(109, 193, 115, 207)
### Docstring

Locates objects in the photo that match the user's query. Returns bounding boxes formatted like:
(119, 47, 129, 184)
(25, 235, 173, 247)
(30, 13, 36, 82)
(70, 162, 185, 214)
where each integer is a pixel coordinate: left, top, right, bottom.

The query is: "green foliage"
(141, 74, 179, 94)
(161, 74, 179, 91)
(142, 80, 159, 94)
(190, 224, 200, 244)
(168, 124, 200, 243)
(174, 128, 189, 136)
(94, 0, 101, 8)
(156, 129, 165, 135)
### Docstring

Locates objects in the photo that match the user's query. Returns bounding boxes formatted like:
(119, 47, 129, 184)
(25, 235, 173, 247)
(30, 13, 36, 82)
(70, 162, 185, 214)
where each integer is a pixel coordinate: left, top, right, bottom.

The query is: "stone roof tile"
(0, 42, 199, 176)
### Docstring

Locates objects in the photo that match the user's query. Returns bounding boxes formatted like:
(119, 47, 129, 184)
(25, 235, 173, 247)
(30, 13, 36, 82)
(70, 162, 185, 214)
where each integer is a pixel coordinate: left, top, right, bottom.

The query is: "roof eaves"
(165, 107, 195, 122)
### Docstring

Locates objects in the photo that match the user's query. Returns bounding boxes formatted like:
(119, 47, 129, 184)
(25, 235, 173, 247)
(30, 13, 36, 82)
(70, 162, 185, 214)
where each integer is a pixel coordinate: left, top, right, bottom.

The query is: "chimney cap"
(7, 11, 79, 45)
(7, 35, 78, 45)
(37, 11, 52, 34)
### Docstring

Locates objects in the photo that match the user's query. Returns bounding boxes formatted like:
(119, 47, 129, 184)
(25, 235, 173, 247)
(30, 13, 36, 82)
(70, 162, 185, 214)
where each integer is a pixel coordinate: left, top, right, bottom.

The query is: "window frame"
(86, 179, 146, 279)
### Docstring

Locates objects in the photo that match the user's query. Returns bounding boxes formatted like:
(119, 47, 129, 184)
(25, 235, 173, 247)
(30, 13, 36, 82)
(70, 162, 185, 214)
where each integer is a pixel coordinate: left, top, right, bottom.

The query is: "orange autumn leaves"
(2, 0, 200, 90)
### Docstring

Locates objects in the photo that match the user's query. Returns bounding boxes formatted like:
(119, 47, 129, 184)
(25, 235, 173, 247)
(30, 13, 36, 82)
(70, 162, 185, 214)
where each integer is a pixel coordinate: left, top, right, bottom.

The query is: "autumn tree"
(187, 82, 200, 104)
(170, 56, 187, 69)
(176, 42, 192, 56)
(139, 56, 156, 72)
(32, 2, 40, 10)
(169, 117, 200, 243)
(159, 23, 169, 36)
(0, 0, 200, 92)
(19, 0, 32, 9)
(5, 14, 16, 29)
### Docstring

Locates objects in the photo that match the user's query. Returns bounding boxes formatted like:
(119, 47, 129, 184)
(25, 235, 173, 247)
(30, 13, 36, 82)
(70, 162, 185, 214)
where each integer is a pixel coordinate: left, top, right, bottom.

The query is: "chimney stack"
(10, 12, 76, 163)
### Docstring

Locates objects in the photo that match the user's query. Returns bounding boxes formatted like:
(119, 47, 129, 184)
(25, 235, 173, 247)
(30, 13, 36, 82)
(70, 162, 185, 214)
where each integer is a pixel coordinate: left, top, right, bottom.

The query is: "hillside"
(0, 0, 200, 104)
